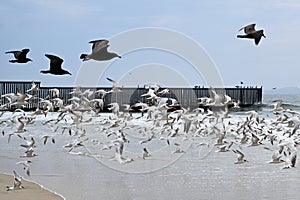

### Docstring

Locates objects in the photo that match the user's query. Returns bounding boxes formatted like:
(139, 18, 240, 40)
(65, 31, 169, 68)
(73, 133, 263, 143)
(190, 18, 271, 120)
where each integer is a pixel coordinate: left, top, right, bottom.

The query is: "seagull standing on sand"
(237, 23, 266, 45)
(80, 39, 121, 61)
(40, 54, 71, 75)
(5, 48, 32, 63)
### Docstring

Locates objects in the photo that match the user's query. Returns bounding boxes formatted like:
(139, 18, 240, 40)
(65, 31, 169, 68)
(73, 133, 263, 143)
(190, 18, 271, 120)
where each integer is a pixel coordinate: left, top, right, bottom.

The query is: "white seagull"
(16, 160, 32, 176)
(233, 149, 249, 164)
(6, 170, 24, 191)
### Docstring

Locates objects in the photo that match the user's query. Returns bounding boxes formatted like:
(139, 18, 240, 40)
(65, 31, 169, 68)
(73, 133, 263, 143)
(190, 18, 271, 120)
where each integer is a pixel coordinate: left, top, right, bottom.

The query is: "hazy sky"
(1, 0, 300, 90)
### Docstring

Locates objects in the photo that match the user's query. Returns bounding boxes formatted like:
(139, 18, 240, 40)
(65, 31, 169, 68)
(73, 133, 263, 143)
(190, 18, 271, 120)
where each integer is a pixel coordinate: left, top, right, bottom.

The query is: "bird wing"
(234, 149, 244, 160)
(253, 30, 264, 45)
(5, 50, 22, 59)
(13, 170, 22, 183)
(106, 77, 117, 85)
(19, 49, 30, 59)
(89, 39, 109, 53)
(239, 24, 256, 34)
(254, 37, 261, 45)
(45, 54, 64, 70)
(21, 48, 30, 54)
(290, 154, 297, 167)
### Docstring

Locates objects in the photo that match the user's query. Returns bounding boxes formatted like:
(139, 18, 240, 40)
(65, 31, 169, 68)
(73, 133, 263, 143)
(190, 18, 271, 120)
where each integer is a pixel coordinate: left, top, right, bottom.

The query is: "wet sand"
(0, 173, 64, 200)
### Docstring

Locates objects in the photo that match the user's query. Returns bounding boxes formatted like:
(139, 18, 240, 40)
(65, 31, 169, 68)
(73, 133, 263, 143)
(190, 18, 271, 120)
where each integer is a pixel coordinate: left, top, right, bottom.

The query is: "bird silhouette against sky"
(237, 23, 266, 45)
(5, 48, 32, 63)
(40, 54, 71, 75)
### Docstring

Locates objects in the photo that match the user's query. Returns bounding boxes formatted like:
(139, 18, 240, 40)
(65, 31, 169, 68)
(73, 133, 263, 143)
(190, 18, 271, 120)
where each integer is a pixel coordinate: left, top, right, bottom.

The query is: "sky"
(1, 0, 300, 90)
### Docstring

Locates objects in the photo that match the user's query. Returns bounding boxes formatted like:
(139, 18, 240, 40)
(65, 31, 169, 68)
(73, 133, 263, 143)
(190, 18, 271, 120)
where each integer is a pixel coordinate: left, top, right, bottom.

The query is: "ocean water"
(0, 94, 299, 200)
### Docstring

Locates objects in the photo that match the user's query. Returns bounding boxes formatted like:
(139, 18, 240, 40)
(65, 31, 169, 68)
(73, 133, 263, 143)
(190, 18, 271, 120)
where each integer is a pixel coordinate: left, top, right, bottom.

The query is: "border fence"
(0, 81, 262, 110)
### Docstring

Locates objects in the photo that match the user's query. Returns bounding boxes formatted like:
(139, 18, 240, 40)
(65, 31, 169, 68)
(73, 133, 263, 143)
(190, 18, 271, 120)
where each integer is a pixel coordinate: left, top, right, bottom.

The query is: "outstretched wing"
(239, 24, 256, 34)
(45, 54, 64, 70)
(5, 50, 22, 59)
(18, 49, 30, 60)
(253, 30, 264, 45)
(89, 39, 109, 53)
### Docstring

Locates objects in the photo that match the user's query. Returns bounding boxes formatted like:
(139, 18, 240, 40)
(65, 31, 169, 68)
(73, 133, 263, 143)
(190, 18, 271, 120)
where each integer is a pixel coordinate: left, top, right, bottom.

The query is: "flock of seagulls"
(1, 79, 299, 190)
(0, 23, 274, 191)
(5, 39, 122, 76)
(4, 23, 264, 76)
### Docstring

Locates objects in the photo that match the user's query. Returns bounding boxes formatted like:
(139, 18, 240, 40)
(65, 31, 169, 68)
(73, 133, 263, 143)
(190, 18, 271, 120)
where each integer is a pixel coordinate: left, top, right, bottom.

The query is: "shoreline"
(0, 173, 65, 200)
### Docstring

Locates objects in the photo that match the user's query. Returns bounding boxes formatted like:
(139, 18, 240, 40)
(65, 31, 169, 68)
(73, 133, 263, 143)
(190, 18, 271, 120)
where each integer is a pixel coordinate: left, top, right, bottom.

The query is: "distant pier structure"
(0, 81, 262, 110)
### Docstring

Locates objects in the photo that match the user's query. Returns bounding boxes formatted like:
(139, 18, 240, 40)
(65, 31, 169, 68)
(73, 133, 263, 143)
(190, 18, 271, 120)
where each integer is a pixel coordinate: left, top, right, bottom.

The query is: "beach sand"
(0, 173, 64, 200)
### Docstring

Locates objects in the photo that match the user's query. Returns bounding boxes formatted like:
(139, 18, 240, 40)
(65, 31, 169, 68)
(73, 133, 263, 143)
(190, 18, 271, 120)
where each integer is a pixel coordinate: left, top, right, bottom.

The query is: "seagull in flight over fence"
(80, 39, 121, 61)
(5, 48, 32, 63)
(40, 54, 71, 75)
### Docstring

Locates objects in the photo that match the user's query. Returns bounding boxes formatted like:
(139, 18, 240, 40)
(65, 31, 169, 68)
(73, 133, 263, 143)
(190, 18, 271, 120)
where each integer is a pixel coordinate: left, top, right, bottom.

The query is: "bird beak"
(263, 34, 266, 38)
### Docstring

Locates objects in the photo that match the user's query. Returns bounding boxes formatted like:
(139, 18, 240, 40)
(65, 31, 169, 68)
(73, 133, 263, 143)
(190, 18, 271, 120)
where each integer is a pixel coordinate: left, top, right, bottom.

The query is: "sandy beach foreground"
(0, 173, 64, 200)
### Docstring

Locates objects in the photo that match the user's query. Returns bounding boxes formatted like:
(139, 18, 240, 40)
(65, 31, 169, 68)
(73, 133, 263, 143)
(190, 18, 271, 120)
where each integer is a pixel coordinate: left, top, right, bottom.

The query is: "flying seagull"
(237, 23, 266, 45)
(6, 170, 24, 191)
(5, 48, 32, 63)
(16, 160, 32, 176)
(233, 149, 249, 164)
(40, 54, 71, 75)
(80, 39, 121, 61)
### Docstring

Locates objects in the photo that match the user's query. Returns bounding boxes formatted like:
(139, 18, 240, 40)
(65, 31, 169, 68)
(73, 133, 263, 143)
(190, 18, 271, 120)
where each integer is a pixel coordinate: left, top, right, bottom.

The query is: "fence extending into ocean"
(0, 81, 262, 110)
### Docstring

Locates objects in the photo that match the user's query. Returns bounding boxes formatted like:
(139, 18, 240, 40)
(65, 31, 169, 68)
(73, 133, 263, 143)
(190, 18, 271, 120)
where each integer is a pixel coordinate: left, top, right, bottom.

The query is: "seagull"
(80, 39, 121, 61)
(142, 147, 151, 159)
(20, 137, 36, 149)
(21, 147, 37, 158)
(107, 102, 120, 116)
(40, 54, 71, 75)
(26, 82, 39, 93)
(271, 100, 284, 111)
(106, 77, 122, 92)
(41, 135, 56, 145)
(233, 149, 249, 164)
(49, 88, 60, 98)
(216, 142, 234, 152)
(282, 153, 297, 169)
(14, 117, 27, 133)
(237, 23, 266, 45)
(264, 147, 285, 164)
(6, 170, 24, 191)
(5, 48, 32, 63)
(16, 160, 32, 176)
